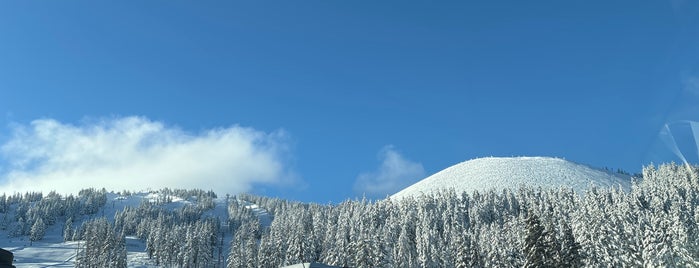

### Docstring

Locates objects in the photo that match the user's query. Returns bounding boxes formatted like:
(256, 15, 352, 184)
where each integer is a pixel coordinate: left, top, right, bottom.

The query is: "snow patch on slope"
(238, 199, 273, 228)
(390, 157, 631, 199)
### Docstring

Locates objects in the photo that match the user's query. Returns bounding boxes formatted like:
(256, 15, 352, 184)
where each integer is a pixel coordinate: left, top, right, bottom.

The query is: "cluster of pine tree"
(75, 217, 127, 267)
(112, 196, 223, 267)
(0, 187, 224, 267)
(0, 188, 107, 242)
(2, 163, 699, 267)
(227, 163, 699, 267)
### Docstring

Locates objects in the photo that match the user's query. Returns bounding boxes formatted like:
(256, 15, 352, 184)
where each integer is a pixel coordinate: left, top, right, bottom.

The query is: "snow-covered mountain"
(390, 156, 632, 199)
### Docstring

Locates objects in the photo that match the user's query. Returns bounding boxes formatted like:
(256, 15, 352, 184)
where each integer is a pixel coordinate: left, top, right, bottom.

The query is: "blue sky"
(0, 1, 698, 202)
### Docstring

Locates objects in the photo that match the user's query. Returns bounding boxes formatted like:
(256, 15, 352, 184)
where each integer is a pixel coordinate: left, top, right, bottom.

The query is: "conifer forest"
(1, 163, 699, 267)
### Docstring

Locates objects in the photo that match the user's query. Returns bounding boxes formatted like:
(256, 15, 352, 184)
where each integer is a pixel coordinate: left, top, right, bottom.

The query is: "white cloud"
(354, 146, 425, 198)
(684, 76, 699, 97)
(0, 116, 295, 195)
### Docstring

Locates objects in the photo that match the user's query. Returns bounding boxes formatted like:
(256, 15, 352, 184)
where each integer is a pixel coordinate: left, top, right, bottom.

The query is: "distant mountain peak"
(390, 156, 631, 199)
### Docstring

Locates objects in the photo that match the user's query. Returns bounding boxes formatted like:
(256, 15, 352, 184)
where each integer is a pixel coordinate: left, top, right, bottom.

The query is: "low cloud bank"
(0, 116, 293, 195)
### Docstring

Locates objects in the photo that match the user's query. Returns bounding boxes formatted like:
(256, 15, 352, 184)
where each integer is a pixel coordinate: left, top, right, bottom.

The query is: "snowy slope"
(0, 192, 180, 267)
(0, 190, 259, 267)
(390, 157, 631, 199)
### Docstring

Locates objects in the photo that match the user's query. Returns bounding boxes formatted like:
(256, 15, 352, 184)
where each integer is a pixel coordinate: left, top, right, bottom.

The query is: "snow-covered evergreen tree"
(29, 217, 46, 243)
(523, 213, 551, 268)
(559, 221, 582, 267)
(63, 217, 74, 242)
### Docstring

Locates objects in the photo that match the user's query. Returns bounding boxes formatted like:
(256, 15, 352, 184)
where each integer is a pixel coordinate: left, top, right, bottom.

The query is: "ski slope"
(0, 190, 271, 267)
(391, 157, 632, 199)
(0, 193, 163, 267)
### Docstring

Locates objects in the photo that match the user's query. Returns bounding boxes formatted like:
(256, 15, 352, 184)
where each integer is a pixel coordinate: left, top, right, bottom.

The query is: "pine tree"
(454, 231, 481, 268)
(559, 222, 582, 267)
(227, 238, 244, 268)
(257, 235, 278, 268)
(12, 216, 26, 237)
(372, 226, 391, 268)
(64, 217, 74, 242)
(523, 213, 549, 268)
(244, 234, 259, 267)
(114, 232, 128, 268)
(395, 221, 417, 267)
(352, 230, 373, 268)
(181, 227, 197, 267)
(30, 217, 46, 243)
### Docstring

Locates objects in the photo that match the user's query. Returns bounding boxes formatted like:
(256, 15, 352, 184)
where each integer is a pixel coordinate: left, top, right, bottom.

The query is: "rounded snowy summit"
(390, 157, 631, 199)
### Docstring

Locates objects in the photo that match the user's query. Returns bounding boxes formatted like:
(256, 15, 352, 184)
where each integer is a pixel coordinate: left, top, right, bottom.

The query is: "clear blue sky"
(1, 1, 698, 202)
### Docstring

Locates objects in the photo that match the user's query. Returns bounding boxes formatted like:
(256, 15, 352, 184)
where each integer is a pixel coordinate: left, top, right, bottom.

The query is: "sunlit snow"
(390, 156, 631, 199)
